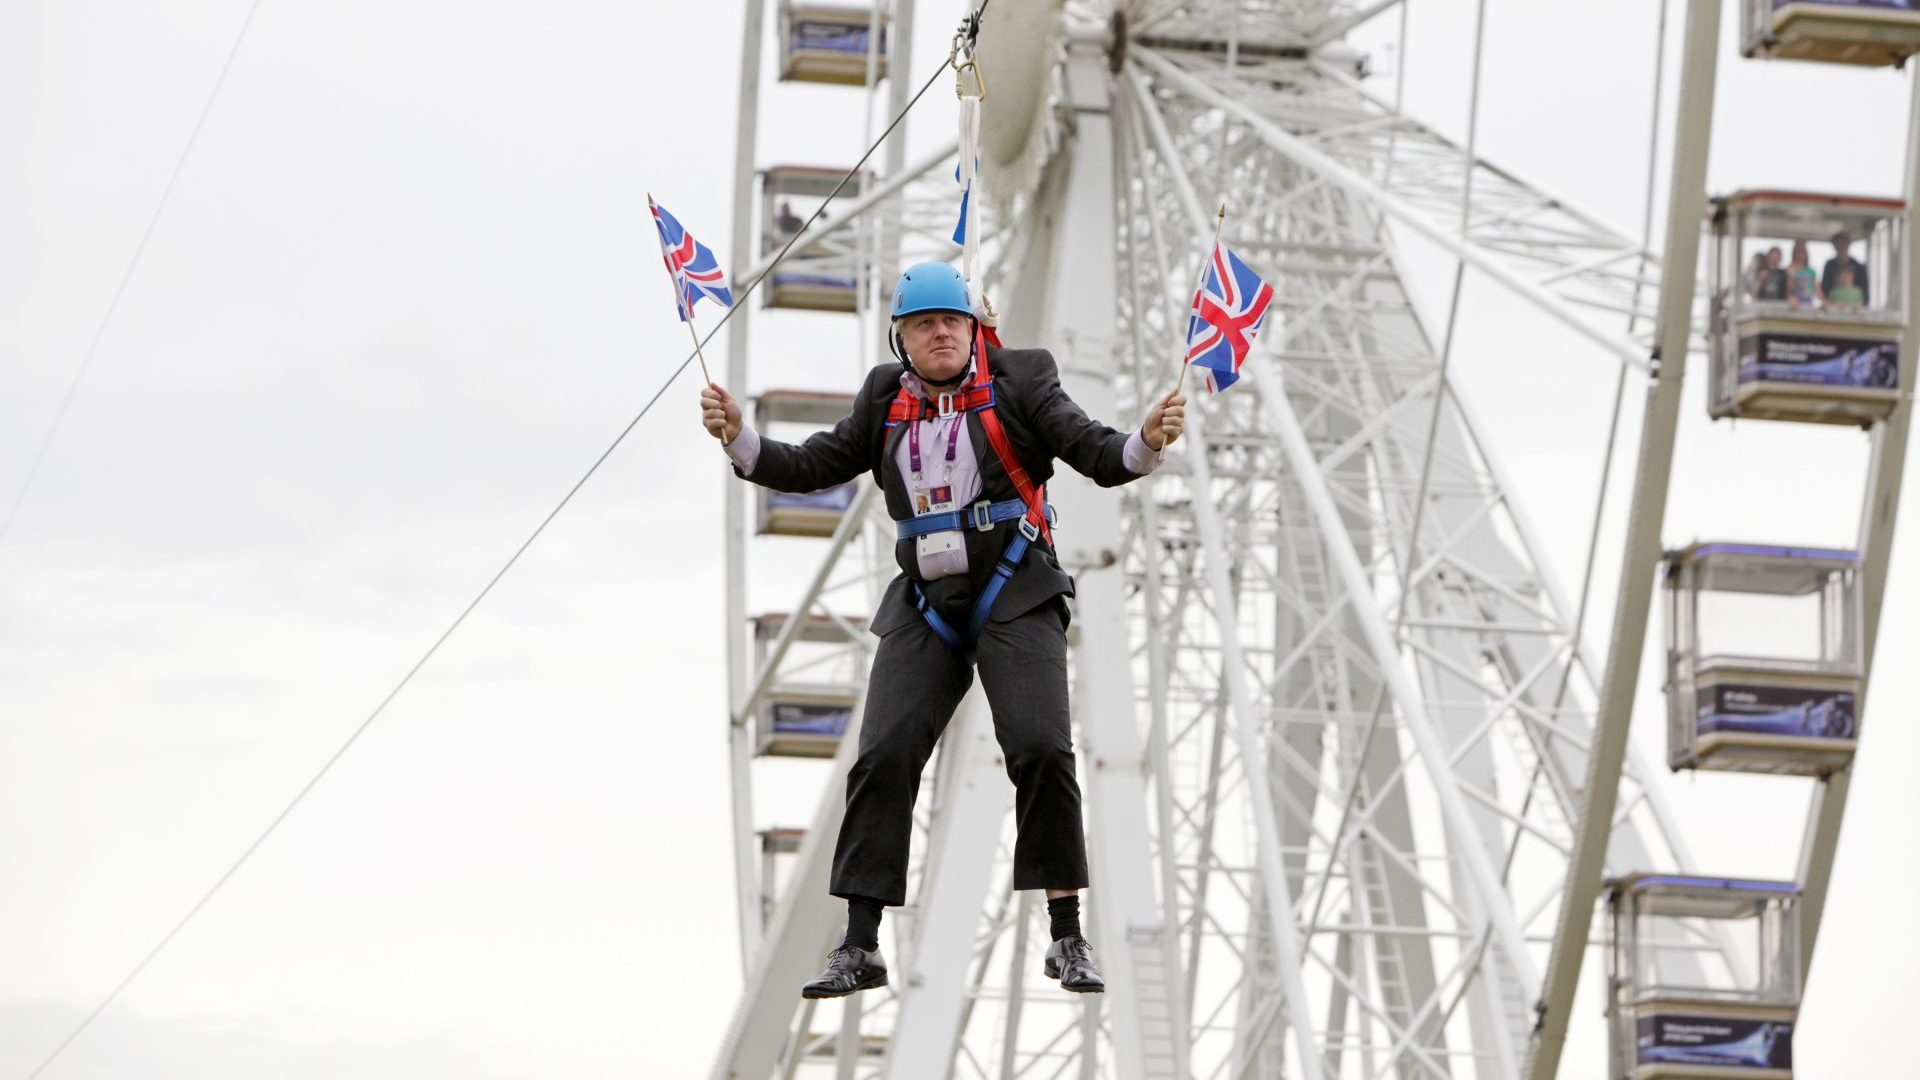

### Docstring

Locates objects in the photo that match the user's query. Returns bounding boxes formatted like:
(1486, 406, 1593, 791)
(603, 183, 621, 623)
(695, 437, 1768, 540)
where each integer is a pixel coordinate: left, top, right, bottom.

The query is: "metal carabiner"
(949, 15, 987, 100)
(954, 56, 986, 100)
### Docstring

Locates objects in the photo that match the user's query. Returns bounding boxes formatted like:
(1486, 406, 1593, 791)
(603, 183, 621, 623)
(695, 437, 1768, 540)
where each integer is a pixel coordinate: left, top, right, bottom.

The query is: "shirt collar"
(899, 367, 972, 401)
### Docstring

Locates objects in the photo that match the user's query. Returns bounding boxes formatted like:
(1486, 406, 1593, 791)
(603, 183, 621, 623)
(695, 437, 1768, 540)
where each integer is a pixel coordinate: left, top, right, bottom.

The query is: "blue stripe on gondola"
(1622, 875, 1800, 894)
(1683, 543, 1859, 563)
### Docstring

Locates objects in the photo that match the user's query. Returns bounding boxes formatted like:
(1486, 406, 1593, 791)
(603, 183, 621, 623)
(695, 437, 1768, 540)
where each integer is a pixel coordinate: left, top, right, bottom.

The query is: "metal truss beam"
(1136, 48, 1650, 374)
(1251, 367, 1542, 986)
(1039, 44, 1192, 1080)
(1796, 67, 1920, 984)
(1184, 402, 1330, 1080)
(1133, 53, 1539, 989)
(1116, 38, 1725, 1079)
(725, 0, 769, 974)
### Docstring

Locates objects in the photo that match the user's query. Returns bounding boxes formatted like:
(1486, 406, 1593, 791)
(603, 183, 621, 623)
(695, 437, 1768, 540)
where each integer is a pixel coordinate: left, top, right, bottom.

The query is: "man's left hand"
(1144, 390, 1187, 451)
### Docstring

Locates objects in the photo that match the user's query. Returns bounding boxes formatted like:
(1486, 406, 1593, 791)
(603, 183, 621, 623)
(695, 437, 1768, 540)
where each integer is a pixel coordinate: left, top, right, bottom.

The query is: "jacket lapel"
(878, 410, 916, 520)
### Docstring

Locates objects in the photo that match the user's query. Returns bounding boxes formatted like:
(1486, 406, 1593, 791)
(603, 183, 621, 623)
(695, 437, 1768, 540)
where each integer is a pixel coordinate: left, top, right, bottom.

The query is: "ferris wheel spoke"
(1142, 48, 1694, 363)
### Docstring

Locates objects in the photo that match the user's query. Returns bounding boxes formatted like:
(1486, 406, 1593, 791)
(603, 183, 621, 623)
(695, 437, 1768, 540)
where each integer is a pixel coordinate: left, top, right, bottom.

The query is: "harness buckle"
(970, 501, 994, 531)
(1018, 516, 1042, 543)
(937, 391, 959, 418)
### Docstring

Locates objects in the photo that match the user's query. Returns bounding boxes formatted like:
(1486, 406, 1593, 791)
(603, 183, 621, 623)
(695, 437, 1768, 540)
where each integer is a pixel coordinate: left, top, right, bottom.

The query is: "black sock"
(844, 895, 884, 952)
(1047, 895, 1081, 941)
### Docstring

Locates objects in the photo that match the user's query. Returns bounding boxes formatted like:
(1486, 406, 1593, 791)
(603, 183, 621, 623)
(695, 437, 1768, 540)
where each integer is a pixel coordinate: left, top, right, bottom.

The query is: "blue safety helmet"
(891, 262, 973, 320)
(889, 262, 976, 379)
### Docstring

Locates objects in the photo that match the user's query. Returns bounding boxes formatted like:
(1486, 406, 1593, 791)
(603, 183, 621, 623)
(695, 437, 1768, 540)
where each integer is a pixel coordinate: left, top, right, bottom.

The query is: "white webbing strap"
(957, 92, 983, 312)
(952, 15, 994, 328)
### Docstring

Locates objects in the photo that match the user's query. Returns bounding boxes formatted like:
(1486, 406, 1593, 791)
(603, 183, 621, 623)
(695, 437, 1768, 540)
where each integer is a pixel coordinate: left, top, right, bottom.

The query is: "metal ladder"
(1126, 922, 1186, 1079)
(1353, 833, 1416, 1052)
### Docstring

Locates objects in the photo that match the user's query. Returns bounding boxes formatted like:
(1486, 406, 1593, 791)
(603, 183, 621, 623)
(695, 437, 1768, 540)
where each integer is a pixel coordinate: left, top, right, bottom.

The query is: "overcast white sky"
(1, 1, 1915, 1077)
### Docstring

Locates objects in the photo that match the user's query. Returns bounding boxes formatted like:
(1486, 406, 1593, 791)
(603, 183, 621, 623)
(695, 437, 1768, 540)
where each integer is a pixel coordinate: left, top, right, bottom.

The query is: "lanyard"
(908, 412, 963, 492)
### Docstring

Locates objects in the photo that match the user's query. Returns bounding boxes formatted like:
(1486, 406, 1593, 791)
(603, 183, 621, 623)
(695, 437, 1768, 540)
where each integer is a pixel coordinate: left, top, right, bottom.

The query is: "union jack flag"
(650, 197, 733, 320)
(1185, 242, 1274, 394)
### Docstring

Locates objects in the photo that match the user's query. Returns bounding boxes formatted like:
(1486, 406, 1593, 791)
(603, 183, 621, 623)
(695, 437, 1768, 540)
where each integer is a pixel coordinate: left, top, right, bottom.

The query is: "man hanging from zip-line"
(699, 262, 1185, 998)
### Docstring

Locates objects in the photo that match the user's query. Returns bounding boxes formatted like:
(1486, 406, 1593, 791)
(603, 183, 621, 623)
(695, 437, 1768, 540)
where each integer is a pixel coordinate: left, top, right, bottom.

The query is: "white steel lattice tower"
(709, 3, 1758, 1078)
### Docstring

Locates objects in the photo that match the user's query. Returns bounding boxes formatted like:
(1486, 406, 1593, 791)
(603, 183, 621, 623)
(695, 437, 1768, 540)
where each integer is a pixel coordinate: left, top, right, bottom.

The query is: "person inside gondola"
(1829, 265, 1866, 311)
(1787, 240, 1823, 309)
(1756, 246, 1789, 302)
(1823, 231, 1870, 306)
(700, 262, 1187, 1000)
(774, 200, 804, 236)
(1744, 251, 1770, 301)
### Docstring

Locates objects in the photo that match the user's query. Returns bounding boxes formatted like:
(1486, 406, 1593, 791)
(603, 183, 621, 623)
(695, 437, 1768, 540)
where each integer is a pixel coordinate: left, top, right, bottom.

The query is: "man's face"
(900, 311, 971, 383)
(1835, 236, 1853, 259)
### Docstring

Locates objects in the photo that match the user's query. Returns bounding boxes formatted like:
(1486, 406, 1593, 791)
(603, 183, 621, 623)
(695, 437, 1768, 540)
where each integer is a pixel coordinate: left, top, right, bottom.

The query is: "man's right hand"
(701, 383, 742, 443)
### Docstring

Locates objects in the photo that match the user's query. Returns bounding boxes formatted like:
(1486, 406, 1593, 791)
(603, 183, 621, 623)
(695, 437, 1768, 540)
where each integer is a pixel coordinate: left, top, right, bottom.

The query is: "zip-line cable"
(21, 22, 966, 1079)
(0, 0, 269, 553)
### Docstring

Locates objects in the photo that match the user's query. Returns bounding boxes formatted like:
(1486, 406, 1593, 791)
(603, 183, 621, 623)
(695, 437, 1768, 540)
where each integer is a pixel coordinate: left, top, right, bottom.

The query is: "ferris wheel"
(705, 2, 1920, 1079)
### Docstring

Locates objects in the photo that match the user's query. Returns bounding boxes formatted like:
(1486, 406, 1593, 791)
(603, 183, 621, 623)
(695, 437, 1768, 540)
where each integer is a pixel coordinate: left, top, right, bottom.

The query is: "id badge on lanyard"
(910, 415, 965, 561)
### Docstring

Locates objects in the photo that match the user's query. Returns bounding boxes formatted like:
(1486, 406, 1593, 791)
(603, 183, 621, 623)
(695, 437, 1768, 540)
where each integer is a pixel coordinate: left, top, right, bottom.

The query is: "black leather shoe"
(801, 943, 889, 999)
(1043, 935, 1106, 994)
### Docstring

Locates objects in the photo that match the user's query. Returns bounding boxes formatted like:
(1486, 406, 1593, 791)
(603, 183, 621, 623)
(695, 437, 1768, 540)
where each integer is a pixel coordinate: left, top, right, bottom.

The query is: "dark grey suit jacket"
(738, 346, 1145, 635)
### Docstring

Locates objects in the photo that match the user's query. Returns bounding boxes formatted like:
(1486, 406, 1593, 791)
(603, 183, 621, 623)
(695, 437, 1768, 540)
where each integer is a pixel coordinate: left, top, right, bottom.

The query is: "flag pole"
(684, 316, 716, 387)
(648, 192, 715, 386)
(1174, 202, 1228, 397)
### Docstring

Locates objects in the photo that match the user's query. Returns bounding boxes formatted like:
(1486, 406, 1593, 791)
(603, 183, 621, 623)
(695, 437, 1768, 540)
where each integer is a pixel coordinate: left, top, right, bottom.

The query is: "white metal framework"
(711, 2, 1916, 1079)
(1526, 2, 1920, 1077)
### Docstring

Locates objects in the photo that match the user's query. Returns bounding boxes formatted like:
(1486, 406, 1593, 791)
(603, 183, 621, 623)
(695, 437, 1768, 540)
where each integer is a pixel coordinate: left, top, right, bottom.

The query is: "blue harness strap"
(967, 517, 1041, 644)
(908, 511, 1051, 657)
(911, 584, 968, 652)
(895, 497, 1033, 540)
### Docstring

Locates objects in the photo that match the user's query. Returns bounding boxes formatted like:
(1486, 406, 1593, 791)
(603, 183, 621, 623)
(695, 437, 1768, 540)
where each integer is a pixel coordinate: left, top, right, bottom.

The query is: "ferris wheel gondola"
(1606, 875, 1801, 1080)
(1743, 0, 1920, 67)
(1708, 190, 1907, 425)
(778, 2, 890, 85)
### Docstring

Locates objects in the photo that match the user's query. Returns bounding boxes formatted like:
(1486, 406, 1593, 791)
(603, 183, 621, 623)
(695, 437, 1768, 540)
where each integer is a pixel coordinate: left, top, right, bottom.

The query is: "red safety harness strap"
(885, 383, 995, 425)
(968, 324, 1051, 545)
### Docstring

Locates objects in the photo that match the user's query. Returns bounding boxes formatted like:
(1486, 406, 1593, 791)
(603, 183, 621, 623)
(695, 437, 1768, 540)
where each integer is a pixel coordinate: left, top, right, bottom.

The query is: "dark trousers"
(829, 595, 1089, 906)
